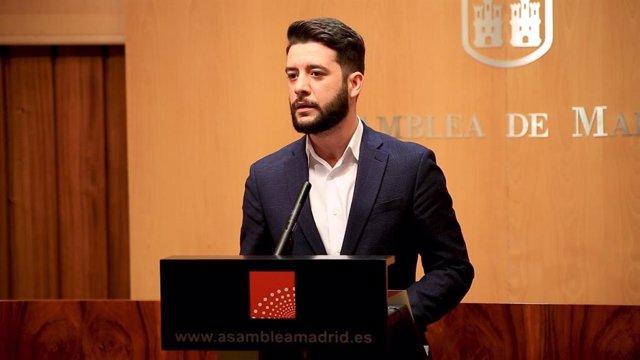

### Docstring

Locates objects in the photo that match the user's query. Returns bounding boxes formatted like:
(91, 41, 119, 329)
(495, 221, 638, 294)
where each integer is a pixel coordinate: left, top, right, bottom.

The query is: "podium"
(160, 256, 427, 358)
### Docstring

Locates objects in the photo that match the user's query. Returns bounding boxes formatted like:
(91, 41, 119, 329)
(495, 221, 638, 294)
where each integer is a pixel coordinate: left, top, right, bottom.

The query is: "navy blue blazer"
(240, 124, 474, 328)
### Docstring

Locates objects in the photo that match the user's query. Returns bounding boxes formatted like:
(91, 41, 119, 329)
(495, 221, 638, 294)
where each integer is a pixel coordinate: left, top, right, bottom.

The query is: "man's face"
(286, 42, 349, 134)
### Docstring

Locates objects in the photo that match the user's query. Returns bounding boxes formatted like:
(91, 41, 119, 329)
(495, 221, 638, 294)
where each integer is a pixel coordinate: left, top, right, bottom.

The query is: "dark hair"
(286, 18, 365, 75)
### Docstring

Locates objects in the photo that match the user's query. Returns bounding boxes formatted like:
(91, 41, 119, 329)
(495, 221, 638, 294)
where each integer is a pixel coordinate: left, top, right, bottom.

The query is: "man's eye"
(311, 71, 324, 77)
(287, 73, 297, 80)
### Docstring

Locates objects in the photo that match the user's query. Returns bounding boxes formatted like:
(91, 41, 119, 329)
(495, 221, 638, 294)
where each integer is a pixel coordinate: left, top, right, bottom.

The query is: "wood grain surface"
(1, 301, 637, 360)
(0, 46, 129, 299)
(0, 50, 8, 298)
(55, 46, 109, 299)
(0, 300, 224, 360)
(427, 303, 640, 360)
(0, 0, 124, 45)
(105, 46, 131, 299)
(4, 47, 60, 298)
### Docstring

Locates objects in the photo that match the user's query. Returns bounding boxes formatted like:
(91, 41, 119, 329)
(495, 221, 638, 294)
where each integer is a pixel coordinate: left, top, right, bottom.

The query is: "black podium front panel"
(160, 256, 393, 351)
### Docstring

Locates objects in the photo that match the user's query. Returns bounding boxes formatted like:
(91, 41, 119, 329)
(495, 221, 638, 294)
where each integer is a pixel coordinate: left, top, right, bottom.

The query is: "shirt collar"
(306, 118, 363, 167)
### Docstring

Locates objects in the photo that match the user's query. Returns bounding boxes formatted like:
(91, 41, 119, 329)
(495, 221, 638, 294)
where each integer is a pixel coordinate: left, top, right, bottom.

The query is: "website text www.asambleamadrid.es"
(174, 330, 373, 345)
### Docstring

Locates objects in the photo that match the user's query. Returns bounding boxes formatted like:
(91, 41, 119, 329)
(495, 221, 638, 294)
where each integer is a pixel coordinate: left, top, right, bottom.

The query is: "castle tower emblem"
(474, 0, 503, 48)
(510, 0, 542, 47)
(462, 0, 553, 68)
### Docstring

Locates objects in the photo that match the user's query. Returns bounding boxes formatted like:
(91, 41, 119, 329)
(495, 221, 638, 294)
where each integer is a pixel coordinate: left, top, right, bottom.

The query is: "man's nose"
(293, 74, 310, 96)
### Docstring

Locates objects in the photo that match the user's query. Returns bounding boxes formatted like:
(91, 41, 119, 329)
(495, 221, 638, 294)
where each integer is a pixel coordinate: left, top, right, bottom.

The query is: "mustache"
(292, 99, 319, 109)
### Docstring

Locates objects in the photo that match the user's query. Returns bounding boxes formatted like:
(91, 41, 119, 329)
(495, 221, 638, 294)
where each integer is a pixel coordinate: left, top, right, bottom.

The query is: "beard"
(290, 82, 349, 135)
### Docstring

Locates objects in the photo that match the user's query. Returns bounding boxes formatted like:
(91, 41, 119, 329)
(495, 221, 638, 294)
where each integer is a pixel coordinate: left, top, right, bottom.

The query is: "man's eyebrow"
(306, 64, 330, 72)
(284, 64, 330, 72)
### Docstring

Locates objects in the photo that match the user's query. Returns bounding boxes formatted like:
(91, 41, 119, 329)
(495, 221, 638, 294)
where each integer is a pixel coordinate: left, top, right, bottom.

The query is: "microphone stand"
(273, 181, 312, 256)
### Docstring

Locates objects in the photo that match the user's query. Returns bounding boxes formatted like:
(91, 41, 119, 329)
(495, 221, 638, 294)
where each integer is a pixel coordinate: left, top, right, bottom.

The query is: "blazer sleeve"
(406, 149, 475, 328)
(240, 164, 273, 255)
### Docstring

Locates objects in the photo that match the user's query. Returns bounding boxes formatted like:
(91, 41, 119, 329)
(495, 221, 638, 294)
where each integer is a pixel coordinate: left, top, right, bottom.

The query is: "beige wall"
(126, 0, 640, 302)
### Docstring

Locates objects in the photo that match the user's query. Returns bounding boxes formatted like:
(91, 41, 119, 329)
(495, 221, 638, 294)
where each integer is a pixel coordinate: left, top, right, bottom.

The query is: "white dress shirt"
(306, 120, 363, 255)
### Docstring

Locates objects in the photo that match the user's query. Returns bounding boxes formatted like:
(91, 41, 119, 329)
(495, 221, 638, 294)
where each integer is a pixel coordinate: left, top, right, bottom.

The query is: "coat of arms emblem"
(462, 0, 553, 68)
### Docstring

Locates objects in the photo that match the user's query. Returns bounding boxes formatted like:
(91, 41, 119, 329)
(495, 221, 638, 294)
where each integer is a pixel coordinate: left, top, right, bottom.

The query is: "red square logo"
(249, 271, 296, 319)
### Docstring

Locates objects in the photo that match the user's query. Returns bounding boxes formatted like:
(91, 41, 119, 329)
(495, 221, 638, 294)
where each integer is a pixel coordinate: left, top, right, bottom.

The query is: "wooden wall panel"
(5, 47, 60, 298)
(54, 47, 109, 298)
(0, 300, 230, 360)
(126, 0, 640, 302)
(427, 303, 640, 360)
(0, 51, 9, 298)
(105, 46, 130, 298)
(0, 301, 638, 360)
(0, 46, 128, 299)
(495, 0, 640, 304)
(0, 0, 124, 45)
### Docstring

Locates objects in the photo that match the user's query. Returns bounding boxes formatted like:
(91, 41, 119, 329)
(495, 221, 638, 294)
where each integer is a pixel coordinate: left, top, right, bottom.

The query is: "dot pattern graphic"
(251, 286, 296, 319)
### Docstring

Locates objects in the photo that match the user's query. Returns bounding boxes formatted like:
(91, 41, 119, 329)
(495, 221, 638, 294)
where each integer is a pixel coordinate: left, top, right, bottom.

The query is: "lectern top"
(163, 255, 395, 266)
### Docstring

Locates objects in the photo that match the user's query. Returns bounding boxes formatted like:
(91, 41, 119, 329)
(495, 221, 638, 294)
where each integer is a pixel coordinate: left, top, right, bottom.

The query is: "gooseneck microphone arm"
(273, 181, 312, 256)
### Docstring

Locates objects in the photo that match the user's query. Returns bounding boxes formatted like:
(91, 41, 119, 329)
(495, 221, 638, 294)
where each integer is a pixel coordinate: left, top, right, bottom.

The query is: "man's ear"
(347, 71, 364, 98)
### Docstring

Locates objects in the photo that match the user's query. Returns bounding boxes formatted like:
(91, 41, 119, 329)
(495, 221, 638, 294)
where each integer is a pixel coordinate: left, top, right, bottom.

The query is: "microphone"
(274, 181, 312, 256)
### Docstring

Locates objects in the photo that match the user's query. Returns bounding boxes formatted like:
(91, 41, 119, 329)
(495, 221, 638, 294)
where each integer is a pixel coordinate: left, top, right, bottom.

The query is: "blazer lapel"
(341, 126, 388, 255)
(284, 138, 327, 255)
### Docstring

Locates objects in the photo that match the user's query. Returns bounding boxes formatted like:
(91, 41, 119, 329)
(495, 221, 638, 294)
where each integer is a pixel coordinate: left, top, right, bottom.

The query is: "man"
(241, 17, 473, 334)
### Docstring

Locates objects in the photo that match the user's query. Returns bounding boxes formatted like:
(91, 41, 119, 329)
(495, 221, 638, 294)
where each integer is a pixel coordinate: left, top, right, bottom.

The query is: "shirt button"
(331, 209, 338, 216)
